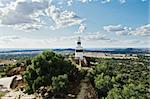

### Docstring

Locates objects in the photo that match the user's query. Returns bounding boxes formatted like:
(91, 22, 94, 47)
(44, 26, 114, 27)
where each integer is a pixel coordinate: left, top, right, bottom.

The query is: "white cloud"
(118, 0, 126, 4)
(141, 0, 147, 2)
(0, 0, 147, 31)
(0, 35, 20, 43)
(0, 0, 85, 30)
(55, 34, 148, 48)
(68, 0, 146, 5)
(54, 32, 110, 41)
(116, 27, 132, 36)
(101, 0, 111, 4)
(14, 23, 42, 30)
(75, 24, 86, 34)
(46, 4, 85, 30)
(104, 25, 125, 32)
(54, 0, 146, 5)
(50, 0, 111, 6)
(0, 34, 148, 48)
(78, 0, 89, 3)
(67, 0, 73, 6)
(32, 0, 41, 2)
(0, 0, 48, 30)
(83, 32, 110, 41)
(129, 24, 150, 36)
(0, 0, 16, 7)
(1, 12, 36, 25)
(103, 24, 131, 35)
(104, 24, 150, 36)
(78, 0, 111, 3)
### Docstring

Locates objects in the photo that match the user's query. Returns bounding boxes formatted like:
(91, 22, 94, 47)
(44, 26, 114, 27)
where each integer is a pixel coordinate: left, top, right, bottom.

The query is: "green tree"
(51, 74, 68, 93)
(94, 73, 112, 97)
(23, 51, 75, 94)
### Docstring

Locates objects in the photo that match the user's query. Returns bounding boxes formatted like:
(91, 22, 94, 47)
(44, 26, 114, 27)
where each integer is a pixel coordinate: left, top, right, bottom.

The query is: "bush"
(23, 51, 75, 94)
(91, 56, 150, 98)
(107, 83, 148, 99)
(94, 73, 112, 97)
(32, 76, 45, 92)
(24, 86, 34, 94)
(51, 74, 68, 93)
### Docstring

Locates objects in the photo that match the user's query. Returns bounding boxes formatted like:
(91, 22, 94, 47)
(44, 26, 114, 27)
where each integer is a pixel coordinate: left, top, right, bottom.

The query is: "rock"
(0, 76, 16, 90)
(43, 92, 53, 99)
(2, 91, 36, 99)
(7, 66, 25, 76)
(0, 75, 23, 92)
(10, 75, 23, 89)
(68, 93, 75, 98)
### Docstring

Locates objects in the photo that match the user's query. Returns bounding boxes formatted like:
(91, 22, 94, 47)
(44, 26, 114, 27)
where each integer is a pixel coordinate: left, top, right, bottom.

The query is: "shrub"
(51, 74, 68, 93)
(24, 86, 34, 94)
(32, 76, 44, 92)
(23, 51, 75, 94)
(91, 56, 150, 98)
(94, 73, 112, 97)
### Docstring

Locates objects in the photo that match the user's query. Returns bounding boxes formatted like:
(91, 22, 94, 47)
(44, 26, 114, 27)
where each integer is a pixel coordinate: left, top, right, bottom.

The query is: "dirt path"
(76, 74, 98, 99)
(69, 57, 98, 99)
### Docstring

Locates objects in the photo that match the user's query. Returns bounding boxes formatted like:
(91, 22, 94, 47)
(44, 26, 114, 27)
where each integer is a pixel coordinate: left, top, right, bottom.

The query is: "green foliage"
(0, 61, 25, 77)
(91, 56, 150, 98)
(24, 59, 32, 66)
(32, 76, 45, 92)
(107, 83, 148, 99)
(24, 86, 34, 94)
(68, 67, 83, 82)
(0, 53, 37, 60)
(23, 65, 37, 85)
(94, 73, 112, 97)
(106, 87, 122, 99)
(0, 92, 5, 98)
(94, 73, 111, 90)
(23, 51, 75, 94)
(42, 50, 55, 61)
(51, 74, 68, 93)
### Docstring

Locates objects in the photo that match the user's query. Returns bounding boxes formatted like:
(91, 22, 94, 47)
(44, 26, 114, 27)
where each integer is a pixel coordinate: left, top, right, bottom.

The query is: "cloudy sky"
(0, 0, 149, 48)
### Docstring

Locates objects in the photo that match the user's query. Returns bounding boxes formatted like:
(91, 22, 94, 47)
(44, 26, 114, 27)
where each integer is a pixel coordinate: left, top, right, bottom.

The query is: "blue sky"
(0, 0, 149, 48)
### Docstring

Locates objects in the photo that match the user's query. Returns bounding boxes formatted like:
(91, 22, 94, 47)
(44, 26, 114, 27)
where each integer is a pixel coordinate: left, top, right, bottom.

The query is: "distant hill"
(0, 48, 149, 55)
(84, 48, 150, 54)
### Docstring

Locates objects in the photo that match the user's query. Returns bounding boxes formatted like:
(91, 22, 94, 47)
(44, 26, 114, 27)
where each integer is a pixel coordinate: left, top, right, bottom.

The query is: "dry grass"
(0, 59, 16, 65)
(84, 52, 138, 59)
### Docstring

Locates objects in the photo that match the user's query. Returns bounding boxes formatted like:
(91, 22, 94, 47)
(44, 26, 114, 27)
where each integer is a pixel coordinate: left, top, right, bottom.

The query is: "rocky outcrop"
(0, 76, 15, 90)
(1, 90, 36, 99)
(7, 66, 25, 76)
(0, 75, 36, 99)
(10, 75, 23, 89)
(0, 75, 23, 90)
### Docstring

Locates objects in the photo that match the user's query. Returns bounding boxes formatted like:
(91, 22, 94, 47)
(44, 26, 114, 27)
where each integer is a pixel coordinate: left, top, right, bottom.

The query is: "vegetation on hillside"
(90, 56, 150, 98)
(22, 51, 83, 98)
(0, 57, 32, 78)
(0, 50, 149, 98)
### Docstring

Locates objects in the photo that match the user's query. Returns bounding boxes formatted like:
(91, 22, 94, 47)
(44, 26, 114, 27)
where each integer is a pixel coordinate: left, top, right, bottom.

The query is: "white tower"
(75, 37, 84, 60)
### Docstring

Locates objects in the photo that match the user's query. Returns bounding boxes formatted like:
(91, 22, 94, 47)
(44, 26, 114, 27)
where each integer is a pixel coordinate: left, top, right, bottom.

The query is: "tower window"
(76, 49, 83, 52)
(77, 42, 81, 44)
